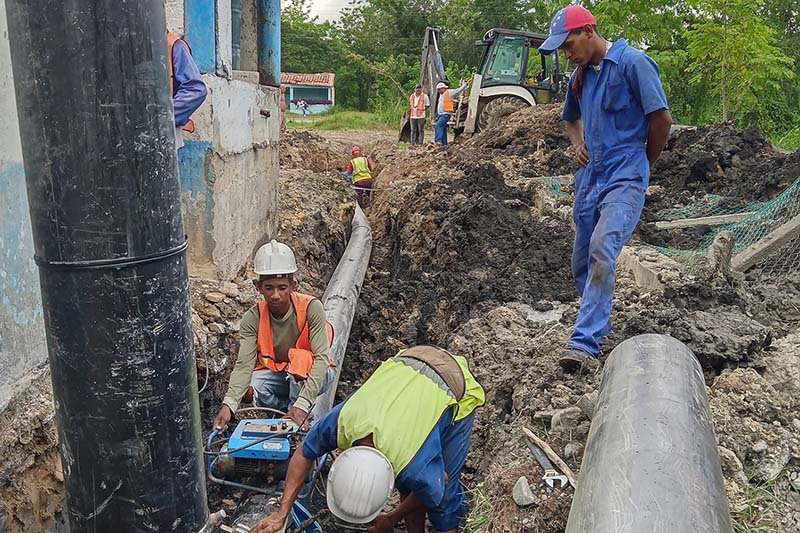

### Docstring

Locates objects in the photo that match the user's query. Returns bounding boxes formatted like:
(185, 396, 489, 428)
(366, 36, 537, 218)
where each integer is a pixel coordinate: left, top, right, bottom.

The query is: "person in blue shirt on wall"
(168, 32, 207, 154)
(250, 345, 485, 533)
(538, 6, 673, 373)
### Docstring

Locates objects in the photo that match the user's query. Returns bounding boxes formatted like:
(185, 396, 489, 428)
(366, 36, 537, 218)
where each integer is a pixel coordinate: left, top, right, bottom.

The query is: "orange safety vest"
(410, 93, 426, 118)
(168, 32, 196, 133)
(442, 90, 455, 114)
(255, 292, 335, 380)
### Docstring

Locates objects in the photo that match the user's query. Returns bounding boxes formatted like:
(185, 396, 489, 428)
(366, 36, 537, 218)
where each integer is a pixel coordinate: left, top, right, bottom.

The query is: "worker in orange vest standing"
(409, 84, 430, 145)
(211, 240, 336, 429)
(168, 32, 207, 154)
(434, 80, 468, 146)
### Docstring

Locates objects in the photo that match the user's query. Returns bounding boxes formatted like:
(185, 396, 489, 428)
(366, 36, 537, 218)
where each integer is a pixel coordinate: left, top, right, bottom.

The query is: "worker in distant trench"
(539, 6, 673, 373)
(168, 32, 207, 155)
(250, 345, 486, 533)
(211, 240, 336, 429)
(346, 145, 374, 207)
(409, 84, 431, 145)
(434, 80, 468, 146)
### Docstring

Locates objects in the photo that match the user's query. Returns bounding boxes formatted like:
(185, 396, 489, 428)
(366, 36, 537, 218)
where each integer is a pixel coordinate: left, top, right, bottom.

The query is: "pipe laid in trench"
(5, 1, 208, 531)
(310, 205, 372, 422)
(565, 334, 733, 533)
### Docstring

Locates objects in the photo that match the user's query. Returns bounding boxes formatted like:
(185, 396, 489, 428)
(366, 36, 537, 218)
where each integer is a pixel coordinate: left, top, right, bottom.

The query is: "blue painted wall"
(0, 161, 46, 408)
(184, 0, 216, 73)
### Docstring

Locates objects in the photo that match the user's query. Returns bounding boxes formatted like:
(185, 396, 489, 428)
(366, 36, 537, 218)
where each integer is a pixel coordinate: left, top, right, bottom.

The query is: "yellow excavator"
(400, 27, 564, 140)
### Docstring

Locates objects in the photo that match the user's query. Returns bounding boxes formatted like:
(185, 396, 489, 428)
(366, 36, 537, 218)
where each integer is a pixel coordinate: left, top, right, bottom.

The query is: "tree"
(685, 0, 795, 122)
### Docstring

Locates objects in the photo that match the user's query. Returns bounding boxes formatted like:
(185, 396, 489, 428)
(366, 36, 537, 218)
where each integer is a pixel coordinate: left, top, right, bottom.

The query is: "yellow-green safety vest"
(337, 351, 485, 475)
(350, 156, 372, 184)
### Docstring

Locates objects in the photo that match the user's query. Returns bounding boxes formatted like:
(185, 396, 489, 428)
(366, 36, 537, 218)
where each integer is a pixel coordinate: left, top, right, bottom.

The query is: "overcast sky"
(307, 0, 351, 21)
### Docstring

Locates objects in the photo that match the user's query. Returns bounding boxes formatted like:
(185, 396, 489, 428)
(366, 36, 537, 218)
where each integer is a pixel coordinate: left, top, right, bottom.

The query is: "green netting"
(641, 177, 800, 274)
(656, 194, 769, 221)
(537, 176, 572, 199)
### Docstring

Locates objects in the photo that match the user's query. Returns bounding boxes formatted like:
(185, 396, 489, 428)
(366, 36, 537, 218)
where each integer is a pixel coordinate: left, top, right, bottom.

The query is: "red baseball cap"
(539, 5, 597, 54)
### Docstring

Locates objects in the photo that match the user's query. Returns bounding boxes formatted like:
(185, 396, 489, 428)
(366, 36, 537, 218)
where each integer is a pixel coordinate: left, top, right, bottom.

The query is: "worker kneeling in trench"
(250, 345, 486, 533)
(212, 240, 336, 430)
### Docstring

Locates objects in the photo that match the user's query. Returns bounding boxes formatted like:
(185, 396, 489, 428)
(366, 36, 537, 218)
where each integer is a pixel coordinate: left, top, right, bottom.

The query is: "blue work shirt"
(171, 41, 207, 128)
(302, 401, 455, 510)
(562, 39, 668, 155)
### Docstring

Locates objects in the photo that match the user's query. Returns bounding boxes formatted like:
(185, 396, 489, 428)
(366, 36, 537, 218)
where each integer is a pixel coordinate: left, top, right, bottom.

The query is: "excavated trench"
(3, 117, 800, 531)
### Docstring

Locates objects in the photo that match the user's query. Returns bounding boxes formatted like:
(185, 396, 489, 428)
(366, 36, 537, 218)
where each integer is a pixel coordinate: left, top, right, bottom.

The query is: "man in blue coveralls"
(168, 32, 207, 155)
(539, 6, 673, 373)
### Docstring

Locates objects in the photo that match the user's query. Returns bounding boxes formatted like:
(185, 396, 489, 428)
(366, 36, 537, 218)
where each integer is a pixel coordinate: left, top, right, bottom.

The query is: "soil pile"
(339, 111, 800, 531)
(280, 131, 349, 173)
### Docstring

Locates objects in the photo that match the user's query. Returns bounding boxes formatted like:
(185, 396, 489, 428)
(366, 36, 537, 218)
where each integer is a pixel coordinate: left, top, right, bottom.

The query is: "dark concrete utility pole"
(5, 1, 209, 530)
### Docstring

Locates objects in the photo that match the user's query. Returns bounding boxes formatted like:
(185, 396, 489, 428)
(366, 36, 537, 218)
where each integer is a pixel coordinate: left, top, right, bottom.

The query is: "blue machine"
(227, 418, 297, 461)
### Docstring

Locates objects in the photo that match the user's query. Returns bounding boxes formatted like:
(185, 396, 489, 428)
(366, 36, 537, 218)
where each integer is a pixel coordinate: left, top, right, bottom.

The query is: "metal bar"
(565, 334, 732, 533)
(310, 205, 373, 422)
(5, 1, 208, 530)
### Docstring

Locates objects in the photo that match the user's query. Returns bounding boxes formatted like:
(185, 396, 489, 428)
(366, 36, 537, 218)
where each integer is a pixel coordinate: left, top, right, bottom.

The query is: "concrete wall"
(166, 0, 185, 35)
(0, 0, 47, 412)
(179, 0, 280, 279)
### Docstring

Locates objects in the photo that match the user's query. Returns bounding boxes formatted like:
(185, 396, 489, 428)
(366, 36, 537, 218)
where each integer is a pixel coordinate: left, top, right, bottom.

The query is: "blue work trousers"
(567, 148, 648, 357)
(250, 367, 336, 413)
(435, 113, 451, 145)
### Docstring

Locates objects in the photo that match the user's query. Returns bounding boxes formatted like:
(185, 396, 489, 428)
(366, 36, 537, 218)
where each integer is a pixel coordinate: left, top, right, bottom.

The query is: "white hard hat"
(326, 447, 395, 524)
(253, 240, 297, 276)
(436, 82, 448, 90)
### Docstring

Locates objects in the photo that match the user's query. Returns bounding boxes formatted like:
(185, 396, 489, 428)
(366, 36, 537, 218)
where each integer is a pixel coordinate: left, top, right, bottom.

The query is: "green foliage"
(685, 0, 795, 123)
(280, 0, 800, 139)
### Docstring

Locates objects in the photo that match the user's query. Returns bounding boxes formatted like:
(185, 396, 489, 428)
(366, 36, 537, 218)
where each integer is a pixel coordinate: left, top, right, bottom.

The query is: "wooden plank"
(463, 73, 482, 135)
(654, 212, 754, 230)
(732, 213, 800, 272)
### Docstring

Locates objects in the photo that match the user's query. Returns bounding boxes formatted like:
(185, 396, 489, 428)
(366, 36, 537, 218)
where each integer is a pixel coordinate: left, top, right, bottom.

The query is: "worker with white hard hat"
(434, 79, 468, 146)
(212, 240, 336, 430)
(251, 345, 486, 533)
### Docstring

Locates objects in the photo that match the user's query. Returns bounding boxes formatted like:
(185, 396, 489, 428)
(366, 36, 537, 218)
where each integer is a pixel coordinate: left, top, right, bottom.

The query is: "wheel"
(477, 95, 530, 131)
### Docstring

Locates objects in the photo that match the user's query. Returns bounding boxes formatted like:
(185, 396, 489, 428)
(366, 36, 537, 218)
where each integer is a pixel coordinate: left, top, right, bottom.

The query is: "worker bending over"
(434, 80, 468, 146)
(251, 345, 485, 533)
(539, 6, 672, 373)
(168, 32, 207, 154)
(212, 240, 335, 429)
(346, 145, 374, 207)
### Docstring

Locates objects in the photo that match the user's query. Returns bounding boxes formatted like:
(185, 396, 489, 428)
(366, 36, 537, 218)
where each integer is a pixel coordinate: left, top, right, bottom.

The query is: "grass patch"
(731, 471, 800, 533)
(288, 110, 384, 131)
(772, 125, 800, 151)
(464, 484, 493, 533)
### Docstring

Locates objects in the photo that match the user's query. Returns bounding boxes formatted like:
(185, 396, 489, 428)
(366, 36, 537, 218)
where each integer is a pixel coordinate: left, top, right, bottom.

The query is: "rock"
(205, 291, 226, 303)
(551, 406, 585, 431)
(576, 390, 599, 419)
(794, 419, 800, 432)
(208, 323, 226, 335)
(512, 476, 538, 507)
(220, 282, 240, 298)
(201, 304, 222, 322)
(533, 410, 557, 425)
(752, 440, 769, 454)
(564, 442, 583, 460)
(718, 446, 748, 486)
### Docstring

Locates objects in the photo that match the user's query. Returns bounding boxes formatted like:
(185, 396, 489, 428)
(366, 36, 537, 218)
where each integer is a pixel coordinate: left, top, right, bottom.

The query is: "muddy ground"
(277, 116, 800, 532)
(2, 111, 799, 532)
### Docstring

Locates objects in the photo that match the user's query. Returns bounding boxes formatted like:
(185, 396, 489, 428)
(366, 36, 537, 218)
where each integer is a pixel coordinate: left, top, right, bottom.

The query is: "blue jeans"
(568, 149, 648, 357)
(250, 367, 336, 413)
(434, 113, 450, 145)
(427, 411, 476, 532)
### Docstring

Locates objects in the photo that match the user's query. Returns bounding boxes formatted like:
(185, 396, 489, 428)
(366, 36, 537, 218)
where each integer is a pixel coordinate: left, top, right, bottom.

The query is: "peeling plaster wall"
(0, 0, 47, 412)
(165, 0, 185, 35)
(179, 74, 279, 279)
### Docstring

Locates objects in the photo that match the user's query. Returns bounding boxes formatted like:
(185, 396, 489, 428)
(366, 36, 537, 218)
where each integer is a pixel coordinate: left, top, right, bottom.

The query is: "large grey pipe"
(566, 334, 732, 533)
(310, 205, 372, 421)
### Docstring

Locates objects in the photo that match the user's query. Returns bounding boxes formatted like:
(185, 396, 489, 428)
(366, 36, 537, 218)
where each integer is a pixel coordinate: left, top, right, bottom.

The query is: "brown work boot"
(559, 348, 599, 375)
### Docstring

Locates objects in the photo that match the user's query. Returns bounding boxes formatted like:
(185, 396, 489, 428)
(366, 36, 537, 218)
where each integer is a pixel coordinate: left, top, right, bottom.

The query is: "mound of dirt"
(649, 124, 800, 218)
(280, 131, 349, 172)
